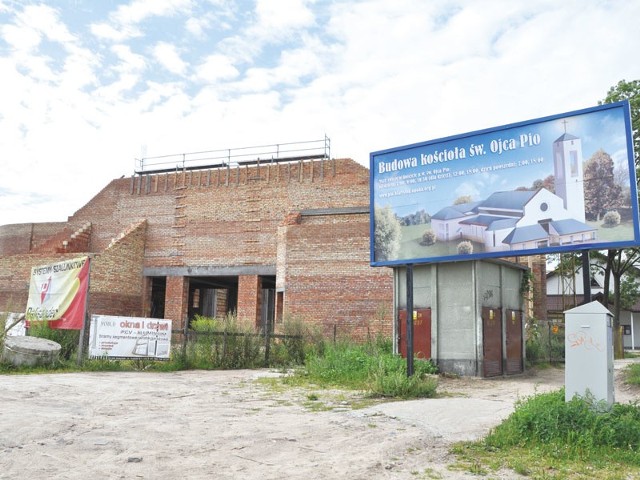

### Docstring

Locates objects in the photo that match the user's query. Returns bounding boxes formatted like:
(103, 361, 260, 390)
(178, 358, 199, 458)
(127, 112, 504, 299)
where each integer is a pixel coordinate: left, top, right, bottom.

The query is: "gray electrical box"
(564, 301, 614, 407)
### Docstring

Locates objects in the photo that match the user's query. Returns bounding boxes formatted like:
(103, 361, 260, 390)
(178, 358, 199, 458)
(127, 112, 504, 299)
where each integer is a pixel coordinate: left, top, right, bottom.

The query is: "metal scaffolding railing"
(134, 136, 331, 174)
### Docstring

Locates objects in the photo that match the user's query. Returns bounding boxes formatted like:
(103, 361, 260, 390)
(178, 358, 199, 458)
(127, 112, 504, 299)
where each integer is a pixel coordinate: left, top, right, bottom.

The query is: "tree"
(453, 195, 472, 205)
(599, 79, 640, 166)
(583, 149, 622, 221)
(591, 249, 640, 358)
(374, 206, 401, 261)
(542, 174, 555, 193)
(593, 79, 640, 358)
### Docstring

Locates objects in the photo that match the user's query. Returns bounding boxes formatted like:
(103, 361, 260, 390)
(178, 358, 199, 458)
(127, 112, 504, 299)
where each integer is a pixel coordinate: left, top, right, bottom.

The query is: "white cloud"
(1, 0, 640, 225)
(112, 0, 193, 25)
(152, 41, 187, 75)
(254, 0, 314, 31)
(196, 54, 239, 82)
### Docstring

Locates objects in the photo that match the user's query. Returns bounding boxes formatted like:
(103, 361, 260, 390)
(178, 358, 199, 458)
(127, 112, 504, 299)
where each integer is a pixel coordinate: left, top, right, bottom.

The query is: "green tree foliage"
(374, 206, 401, 261)
(542, 174, 555, 193)
(600, 79, 640, 165)
(583, 149, 622, 221)
(453, 195, 472, 205)
(399, 209, 430, 226)
(596, 79, 640, 358)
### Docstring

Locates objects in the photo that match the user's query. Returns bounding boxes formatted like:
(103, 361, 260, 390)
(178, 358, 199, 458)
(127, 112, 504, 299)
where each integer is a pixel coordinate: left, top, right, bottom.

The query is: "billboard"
(370, 101, 639, 266)
(89, 315, 171, 360)
(25, 256, 90, 329)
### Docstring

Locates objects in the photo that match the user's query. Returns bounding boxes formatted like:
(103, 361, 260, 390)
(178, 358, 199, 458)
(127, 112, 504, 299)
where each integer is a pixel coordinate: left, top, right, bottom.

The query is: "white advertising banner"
(89, 315, 172, 360)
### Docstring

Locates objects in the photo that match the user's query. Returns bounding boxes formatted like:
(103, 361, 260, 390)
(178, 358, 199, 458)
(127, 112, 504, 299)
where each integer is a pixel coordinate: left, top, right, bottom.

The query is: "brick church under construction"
(0, 149, 395, 339)
(0, 142, 548, 373)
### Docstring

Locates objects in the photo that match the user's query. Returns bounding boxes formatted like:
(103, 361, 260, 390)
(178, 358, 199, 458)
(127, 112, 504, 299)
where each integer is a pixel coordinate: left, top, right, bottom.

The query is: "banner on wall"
(370, 101, 639, 266)
(25, 256, 90, 330)
(89, 315, 171, 360)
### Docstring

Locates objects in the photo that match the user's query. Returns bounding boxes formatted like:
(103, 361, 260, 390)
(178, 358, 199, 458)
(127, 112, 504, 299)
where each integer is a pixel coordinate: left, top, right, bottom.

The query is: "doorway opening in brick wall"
(149, 277, 166, 319)
(260, 276, 276, 334)
(187, 276, 238, 325)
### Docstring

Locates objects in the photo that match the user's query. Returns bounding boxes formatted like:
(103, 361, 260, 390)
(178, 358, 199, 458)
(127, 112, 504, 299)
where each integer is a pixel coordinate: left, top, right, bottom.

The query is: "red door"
(482, 307, 503, 377)
(505, 310, 523, 374)
(398, 308, 431, 359)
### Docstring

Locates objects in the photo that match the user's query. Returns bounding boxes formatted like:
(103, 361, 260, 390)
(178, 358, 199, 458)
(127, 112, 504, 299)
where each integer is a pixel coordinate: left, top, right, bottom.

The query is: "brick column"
(165, 276, 189, 329)
(237, 275, 261, 327)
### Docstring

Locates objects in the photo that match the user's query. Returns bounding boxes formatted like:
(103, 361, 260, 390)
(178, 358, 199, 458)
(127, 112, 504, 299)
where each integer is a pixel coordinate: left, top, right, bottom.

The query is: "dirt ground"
(1, 361, 638, 480)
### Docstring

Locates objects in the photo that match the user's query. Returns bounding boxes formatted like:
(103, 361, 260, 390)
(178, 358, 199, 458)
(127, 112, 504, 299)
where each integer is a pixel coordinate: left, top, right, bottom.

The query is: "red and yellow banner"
(26, 256, 90, 330)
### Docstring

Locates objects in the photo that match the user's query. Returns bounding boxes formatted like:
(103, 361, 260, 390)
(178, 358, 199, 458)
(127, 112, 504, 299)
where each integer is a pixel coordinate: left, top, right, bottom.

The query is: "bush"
(28, 321, 79, 360)
(457, 240, 473, 255)
(374, 206, 401, 261)
(603, 210, 621, 227)
(421, 230, 436, 246)
(184, 314, 263, 369)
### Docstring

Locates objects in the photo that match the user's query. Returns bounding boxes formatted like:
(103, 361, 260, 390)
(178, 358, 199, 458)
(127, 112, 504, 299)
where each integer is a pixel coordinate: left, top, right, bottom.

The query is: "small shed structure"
(394, 259, 527, 377)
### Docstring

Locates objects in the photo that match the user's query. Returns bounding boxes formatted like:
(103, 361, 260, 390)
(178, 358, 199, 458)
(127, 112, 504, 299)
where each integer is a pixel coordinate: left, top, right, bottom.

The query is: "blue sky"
(1, 0, 640, 225)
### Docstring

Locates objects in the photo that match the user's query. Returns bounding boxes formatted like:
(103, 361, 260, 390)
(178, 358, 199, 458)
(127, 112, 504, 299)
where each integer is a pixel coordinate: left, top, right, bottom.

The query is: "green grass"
(588, 219, 636, 242)
(451, 388, 640, 479)
(625, 363, 640, 386)
(286, 338, 439, 399)
(397, 224, 485, 260)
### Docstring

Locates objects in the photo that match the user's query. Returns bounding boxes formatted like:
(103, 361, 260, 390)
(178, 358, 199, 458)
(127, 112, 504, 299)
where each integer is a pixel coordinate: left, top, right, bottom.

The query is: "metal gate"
(482, 307, 503, 377)
(505, 309, 523, 374)
(398, 308, 431, 359)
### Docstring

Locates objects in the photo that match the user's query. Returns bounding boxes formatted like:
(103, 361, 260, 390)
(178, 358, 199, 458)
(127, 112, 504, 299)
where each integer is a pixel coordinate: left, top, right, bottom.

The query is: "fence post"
(182, 315, 189, 357)
(264, 322, 271, 367)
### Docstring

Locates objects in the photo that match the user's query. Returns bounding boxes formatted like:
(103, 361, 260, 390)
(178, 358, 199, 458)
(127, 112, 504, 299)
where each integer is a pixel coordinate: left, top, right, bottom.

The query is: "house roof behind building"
(550, 218, 595, 235)
(478, 190, 538, 211)
(431, 202, 480, 220)
(502, 223, 548, 245)
(485, 217, 519, 231)
(460, 214, 510, 227)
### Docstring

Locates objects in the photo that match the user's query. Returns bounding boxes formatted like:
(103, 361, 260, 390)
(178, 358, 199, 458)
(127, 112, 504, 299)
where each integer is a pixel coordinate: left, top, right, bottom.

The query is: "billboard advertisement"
(89, 315, 171, 360)
(370, 101, 639, 266)
(25, 256, 90, 329)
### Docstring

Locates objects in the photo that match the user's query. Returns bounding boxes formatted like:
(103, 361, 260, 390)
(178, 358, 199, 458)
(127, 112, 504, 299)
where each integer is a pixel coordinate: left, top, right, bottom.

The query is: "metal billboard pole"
(406, 264, 414, 377)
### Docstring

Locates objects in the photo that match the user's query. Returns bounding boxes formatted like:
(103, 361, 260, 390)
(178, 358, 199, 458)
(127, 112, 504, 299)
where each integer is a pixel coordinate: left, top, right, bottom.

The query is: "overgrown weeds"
(625, 363, 640, 386)
(288, 336, 438, 399)
(452, 389, 640, 479)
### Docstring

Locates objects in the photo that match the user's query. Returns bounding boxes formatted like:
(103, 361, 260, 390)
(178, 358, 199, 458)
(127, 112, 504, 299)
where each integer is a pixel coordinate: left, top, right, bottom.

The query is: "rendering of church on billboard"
(370, 101, 639, 266)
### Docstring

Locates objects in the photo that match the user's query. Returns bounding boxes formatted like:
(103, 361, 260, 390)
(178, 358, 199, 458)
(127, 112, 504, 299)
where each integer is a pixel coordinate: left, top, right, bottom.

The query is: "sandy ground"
(0, 361, 638, 480)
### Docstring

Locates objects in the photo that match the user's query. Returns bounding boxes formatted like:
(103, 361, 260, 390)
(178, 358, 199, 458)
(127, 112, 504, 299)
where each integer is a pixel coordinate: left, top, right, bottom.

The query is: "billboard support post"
(76, 258, 92, 366)
(406, 264, 414, 377)
(582, 251, 591, 303)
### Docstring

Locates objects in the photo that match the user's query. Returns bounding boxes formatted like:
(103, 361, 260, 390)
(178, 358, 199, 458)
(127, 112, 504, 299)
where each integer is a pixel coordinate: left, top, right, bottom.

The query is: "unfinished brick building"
(0, 155, 393, 338)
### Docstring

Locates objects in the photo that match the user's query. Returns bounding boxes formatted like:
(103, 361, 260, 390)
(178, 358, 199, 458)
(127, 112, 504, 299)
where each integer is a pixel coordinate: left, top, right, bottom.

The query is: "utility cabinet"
(564, 301, 614, 407)
(394, 259, 526, 377)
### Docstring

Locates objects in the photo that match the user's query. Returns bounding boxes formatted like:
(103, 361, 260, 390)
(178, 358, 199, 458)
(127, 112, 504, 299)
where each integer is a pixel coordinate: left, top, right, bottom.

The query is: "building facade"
(0, 158, 393, 339)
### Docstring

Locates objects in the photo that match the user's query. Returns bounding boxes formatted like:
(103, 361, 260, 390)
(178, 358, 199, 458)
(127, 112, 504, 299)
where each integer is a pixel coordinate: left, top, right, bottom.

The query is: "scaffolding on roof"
(134, 136, 331, 175)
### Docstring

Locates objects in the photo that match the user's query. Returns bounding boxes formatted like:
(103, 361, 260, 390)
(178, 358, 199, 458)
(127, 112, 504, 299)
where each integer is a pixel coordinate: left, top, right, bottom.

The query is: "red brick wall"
(165, 276, 188, 328)
(0, 222, 67, 256)
(0, 221, 147, 321)
(89, 221, 147, 318)
(237, 275, 260, 326)
(0, 158, 386, 335)
(279, 212, 394, 339)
